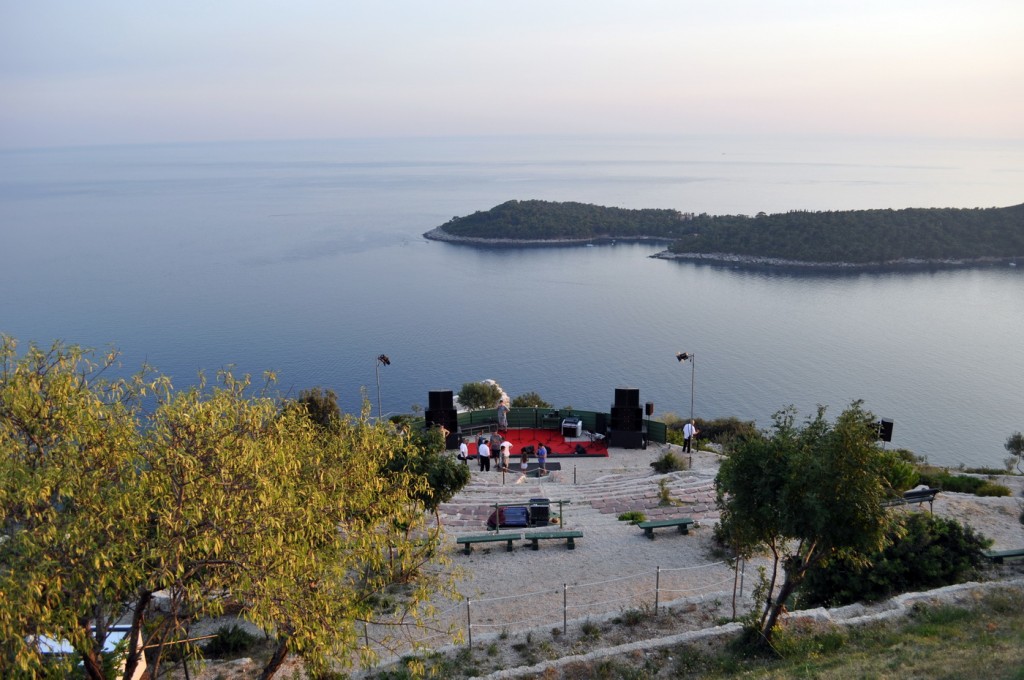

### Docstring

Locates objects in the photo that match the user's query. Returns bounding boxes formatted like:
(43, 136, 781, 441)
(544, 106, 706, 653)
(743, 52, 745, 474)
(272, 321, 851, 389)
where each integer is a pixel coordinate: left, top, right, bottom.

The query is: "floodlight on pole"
(675, 351, 695, 423)
(375, 354, 391, 420)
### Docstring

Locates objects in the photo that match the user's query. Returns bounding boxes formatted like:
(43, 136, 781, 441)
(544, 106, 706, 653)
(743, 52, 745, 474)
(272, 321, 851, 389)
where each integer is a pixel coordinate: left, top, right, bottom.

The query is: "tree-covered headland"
(425, 199, 1024, 266)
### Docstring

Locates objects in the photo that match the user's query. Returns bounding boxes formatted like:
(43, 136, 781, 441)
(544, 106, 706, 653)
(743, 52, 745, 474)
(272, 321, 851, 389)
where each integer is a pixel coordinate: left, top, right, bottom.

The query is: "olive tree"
(715, 401, 891, 646)
(456, 381, 502, 411)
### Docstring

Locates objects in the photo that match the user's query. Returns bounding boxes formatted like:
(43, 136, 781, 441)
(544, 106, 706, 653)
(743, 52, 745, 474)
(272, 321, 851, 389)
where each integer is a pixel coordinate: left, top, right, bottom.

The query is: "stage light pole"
(375, 354, 391, 420)
(675, 351, 695, 423)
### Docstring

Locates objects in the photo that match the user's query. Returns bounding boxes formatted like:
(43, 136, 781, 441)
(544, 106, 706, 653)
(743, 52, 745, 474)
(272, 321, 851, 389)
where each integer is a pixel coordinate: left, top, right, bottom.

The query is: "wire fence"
(363, 558, 741, 655)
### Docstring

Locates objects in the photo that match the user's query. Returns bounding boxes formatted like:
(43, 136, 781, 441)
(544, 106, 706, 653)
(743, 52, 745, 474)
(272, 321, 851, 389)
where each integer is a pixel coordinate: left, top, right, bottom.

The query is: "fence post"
(563, 583, 568, 633)
(655, 566, 661, 612)
(467, 599, 472, 648)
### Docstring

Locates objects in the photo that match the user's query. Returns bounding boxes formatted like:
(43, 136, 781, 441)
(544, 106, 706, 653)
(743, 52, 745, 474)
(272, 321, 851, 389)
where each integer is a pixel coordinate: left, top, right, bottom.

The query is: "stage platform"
(460, 427, 609, 457)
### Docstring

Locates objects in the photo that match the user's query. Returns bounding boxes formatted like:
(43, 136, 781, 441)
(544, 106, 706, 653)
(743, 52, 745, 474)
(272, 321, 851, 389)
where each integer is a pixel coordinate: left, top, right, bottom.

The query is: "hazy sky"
(2, 1, 1022, 148)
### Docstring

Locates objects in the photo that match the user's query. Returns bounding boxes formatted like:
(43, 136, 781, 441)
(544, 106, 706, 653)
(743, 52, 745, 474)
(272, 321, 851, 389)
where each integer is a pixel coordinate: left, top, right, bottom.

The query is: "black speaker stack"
(876, 418, 894, 443)
(610, 387, 643, 432)
(609, 387, 645, 449)
(425, 390, 459, 448)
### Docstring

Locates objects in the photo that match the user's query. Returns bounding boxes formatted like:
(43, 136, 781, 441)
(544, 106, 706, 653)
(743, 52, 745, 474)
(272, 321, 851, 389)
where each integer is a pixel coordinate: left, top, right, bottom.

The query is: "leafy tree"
(1005, 431, 1024, 473)
(457, 381, 502, 411)
(385, 426, 470, 513)
(510, 391, 551, 408)
(0, 337, 151, 679)
(0, 337, 461, 679)
(294, 386, 341, 430)
(715, 402, 891, 647)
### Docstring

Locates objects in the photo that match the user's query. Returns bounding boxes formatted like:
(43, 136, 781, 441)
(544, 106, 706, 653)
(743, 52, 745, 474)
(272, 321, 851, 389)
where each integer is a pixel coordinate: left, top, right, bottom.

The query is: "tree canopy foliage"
(510, 391, 552, 409)
(715, 402, 894, 646)
(0, 337, 465, 679)
(435, 199, 688, 240)
(799, 512, 991, 608)
(669, 203, 1024, 263)
(429, 199, 1024, 264)
(457, 381, 503, 411)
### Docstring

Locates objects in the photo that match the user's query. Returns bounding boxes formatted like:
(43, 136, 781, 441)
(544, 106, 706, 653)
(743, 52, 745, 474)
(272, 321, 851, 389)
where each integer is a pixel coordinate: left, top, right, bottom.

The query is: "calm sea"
(1, 135, 1022, 469)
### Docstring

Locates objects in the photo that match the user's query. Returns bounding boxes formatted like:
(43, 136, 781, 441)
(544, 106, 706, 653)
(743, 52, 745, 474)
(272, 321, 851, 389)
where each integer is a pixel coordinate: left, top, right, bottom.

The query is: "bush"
(798, 513, 992, 608)
(511, 391, 551, 408)
(917, 470, 1012, 497)
(204, 624, 259, 658)
(618, 510, 647, 524)
(650, 451, 686, 474)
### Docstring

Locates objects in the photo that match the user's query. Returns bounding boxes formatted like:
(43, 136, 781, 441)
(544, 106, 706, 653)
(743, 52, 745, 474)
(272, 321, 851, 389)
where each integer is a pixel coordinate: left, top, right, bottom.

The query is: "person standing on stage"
(496, 398, 509, 431)
(536, 442, 548, 475)
(683, 420, 699, 453)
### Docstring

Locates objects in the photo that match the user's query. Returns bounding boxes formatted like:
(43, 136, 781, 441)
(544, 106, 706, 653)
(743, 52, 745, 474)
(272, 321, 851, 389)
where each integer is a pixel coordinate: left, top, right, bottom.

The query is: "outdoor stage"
(463, 427, 609, 458)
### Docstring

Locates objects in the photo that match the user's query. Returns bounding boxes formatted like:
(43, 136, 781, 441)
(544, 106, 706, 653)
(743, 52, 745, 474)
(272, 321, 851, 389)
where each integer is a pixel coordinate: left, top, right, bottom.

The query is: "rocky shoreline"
(424, 227, 1020, 270)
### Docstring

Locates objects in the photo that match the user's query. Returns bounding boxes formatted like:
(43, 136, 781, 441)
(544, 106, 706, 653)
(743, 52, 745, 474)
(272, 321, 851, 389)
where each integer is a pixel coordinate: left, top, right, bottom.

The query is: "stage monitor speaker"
(428, 390, 454, 410)
(645, 401, 655, 417)
(877, 418, 894, 443)
(615, 387, 640, 408)
(611, 406, 643, 431)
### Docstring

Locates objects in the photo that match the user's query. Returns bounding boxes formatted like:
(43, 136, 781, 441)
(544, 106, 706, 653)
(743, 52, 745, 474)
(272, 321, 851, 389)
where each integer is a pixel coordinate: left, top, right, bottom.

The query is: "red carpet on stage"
(465, 428, 608, 457)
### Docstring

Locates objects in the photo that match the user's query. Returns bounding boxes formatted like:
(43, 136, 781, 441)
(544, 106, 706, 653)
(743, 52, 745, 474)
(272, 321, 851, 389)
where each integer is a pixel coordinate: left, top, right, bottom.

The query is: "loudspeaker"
(645, 402, 654, 417)
(428, 390, 454, 410)
(877, 418, 894, 443)
(594, 412, 608, 434)
(615, 387, 640, 408)
(610, 406, 643, 431)
(425, 408, 457, 431)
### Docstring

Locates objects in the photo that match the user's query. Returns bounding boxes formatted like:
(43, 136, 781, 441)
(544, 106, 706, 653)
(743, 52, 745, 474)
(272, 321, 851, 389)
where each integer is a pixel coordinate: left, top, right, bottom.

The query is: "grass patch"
(617, 510, 647, 524)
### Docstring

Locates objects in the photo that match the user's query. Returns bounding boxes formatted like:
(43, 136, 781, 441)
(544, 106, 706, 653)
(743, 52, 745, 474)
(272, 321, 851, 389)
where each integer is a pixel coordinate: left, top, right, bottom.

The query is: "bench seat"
(456, 532, 522, 555)
(523, 530, 583, 551)
(637, 517, 695, 540)
(985, 548, 1024, 564)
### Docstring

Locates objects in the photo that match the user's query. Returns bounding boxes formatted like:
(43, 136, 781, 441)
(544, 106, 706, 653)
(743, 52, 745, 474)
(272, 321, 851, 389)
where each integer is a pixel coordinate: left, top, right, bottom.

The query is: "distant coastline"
(425, 227, 1019, 270)
(651, 251, 1021, 271)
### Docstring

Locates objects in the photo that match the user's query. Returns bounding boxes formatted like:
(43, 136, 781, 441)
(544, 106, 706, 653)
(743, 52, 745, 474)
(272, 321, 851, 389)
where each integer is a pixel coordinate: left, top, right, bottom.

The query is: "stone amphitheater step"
(439, 471, 719, 531)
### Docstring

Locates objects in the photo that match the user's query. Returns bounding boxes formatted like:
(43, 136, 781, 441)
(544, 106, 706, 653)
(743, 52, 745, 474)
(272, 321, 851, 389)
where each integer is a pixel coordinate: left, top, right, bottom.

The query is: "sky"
(1, 0, 1022, 149)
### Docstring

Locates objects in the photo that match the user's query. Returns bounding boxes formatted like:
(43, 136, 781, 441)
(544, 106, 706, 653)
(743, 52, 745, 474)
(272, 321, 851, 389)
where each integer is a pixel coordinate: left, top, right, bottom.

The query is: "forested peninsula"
(423, 199, 1024, 268)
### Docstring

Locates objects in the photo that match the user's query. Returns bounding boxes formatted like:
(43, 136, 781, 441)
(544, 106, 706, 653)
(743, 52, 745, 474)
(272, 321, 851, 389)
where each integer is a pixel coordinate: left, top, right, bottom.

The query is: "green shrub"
(617, 510, 647, 524)
(798, 513, 992, 608)
(204, 624, 258, 658)
(650, 451, 686, 474)
(917, 470, 1011, 497)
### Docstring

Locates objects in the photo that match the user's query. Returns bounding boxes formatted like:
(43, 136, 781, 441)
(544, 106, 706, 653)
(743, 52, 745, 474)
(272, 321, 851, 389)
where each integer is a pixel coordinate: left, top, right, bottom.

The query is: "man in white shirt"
(458, 438, 469, 465)
(478, 439, 491, 472)
(683, 420, 698, 453)
(499, 440, 513, 470)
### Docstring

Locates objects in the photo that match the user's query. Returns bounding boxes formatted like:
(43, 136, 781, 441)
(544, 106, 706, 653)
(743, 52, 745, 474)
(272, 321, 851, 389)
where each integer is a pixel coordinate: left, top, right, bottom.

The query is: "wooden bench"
(985, 548, 1024, 564)
(456, 532, 522, 555)
(637, 517, 695, 540)
(522, 530, 583, 551)
(882, 488, 938, 513)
